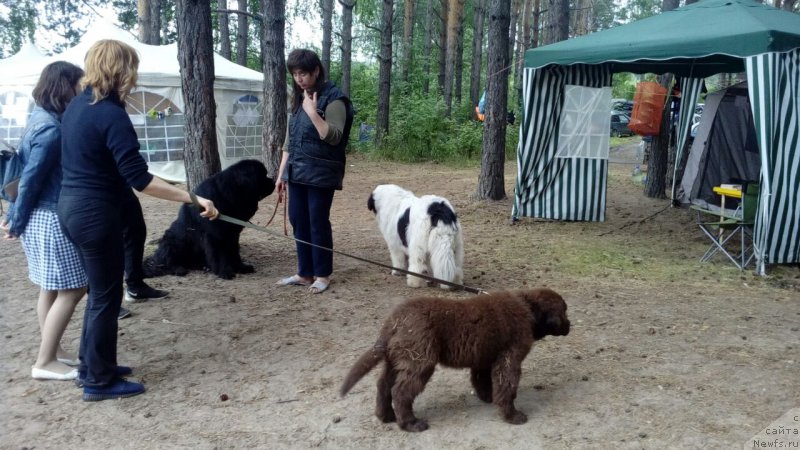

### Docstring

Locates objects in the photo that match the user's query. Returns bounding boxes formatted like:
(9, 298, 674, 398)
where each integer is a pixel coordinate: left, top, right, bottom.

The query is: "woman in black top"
(58, 39, 218, 401)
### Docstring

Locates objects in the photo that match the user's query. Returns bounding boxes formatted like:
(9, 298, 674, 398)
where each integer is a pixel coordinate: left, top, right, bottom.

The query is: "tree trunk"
(261, 0, 287, 177)
(376, 0, 393, 145)
(401, 0, 415, 84)
(437, 0, 448, 95)
(321, 0, 334, 76)
(532, 0, 541, 48)
(443, 0, 464, 117)
(138, 0, 161, 44)
(422, 0, 434, 95)
(552, 0, 569, 43)
(236, 0, 248, 66)
(338, 0, 355, 96)
(218, 1, 232, 60)
(176, 0, 221, 190)
(508, 0, 520, 65)
(455, 5, 465, 106)
(644, 0, 678, 199)
(477, 0, 510, 200)
(781, 0, 796, 11)
(469, 0, 485, 111)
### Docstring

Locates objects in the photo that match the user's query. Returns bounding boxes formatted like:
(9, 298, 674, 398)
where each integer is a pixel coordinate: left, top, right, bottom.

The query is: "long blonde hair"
(82, 39, 139, 104)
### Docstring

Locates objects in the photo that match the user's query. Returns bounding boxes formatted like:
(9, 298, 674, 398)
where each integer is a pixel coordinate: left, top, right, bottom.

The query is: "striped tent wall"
(746, 49, 800, 272)
(513, 64, 613, 221)
(670, 77, 704, 201)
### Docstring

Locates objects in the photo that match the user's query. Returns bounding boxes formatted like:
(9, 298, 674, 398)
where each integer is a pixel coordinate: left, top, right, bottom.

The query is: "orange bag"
(628, 81, 667, 136)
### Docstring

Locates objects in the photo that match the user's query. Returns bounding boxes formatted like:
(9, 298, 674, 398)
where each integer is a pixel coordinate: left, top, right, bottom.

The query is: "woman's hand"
(276, 179, 286, 197)
(1, 219, 17, 240)
(194, 195, 220, 220)
(302, 90, 318, 118)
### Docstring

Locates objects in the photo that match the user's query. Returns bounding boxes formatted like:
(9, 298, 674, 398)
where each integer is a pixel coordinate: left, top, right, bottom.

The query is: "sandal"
(308, 279, 329, 294)
(276, 275, 312, 287)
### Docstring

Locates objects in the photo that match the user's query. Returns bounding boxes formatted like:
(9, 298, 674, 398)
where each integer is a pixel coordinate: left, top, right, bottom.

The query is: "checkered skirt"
(20, 208, 87, 290)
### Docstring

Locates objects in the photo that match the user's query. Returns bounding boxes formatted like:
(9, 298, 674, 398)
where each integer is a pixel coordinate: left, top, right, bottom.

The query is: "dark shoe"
(74, 366, 134, 388)
(118, 307, 132, 320)
(82, 379, 145, 401)
(125, 283, 169, 303)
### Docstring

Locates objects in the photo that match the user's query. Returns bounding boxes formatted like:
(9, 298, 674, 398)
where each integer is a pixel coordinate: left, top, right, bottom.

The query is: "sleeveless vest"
(284, 81, 354, 190)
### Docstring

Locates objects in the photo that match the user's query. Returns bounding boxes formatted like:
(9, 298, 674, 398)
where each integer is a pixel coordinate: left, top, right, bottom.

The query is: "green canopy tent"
(514, 0, 800, 274)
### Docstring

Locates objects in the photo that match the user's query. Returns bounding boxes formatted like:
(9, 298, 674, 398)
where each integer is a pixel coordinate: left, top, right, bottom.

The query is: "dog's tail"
(339, 338, 387, 397)
(427, 202, 464, 289)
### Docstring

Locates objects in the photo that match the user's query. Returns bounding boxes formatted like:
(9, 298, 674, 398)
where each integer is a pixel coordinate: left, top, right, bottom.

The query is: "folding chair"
(692, 183, 758, 270)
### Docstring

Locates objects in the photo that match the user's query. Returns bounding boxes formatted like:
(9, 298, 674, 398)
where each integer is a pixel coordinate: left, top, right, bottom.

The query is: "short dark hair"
(286, 49, 325, 113)
(32, 61, 85, 115)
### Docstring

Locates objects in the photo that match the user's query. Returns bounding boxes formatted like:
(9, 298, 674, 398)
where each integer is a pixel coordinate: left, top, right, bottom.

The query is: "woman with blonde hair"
(1, 61, 86, 381)
(57, 39, 219, 401)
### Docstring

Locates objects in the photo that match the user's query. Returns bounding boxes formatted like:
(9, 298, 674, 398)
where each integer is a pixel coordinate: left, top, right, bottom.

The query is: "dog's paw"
(215, 271, 236, 280)
(237, 263, 255, 274)
(400, 418, 429, 432)
(172, 266, 189, 277)
(504, 410, 528, 425)
(391, 269, 403, 277)
(474, 390, 493, 403)
(406, 276, 426, 288)
(376, 409, 396, 423)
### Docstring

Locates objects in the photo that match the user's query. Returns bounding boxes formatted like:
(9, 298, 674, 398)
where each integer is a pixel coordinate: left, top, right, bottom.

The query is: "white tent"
(0, 21, 265, 182)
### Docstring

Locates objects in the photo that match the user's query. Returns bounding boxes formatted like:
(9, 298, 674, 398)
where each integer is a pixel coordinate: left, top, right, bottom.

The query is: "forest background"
(1, 0, 798, 199)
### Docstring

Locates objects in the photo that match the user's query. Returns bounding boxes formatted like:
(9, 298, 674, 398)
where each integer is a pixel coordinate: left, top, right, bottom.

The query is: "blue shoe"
(82, 379, 145, 401)
(75, 366, 134, 388)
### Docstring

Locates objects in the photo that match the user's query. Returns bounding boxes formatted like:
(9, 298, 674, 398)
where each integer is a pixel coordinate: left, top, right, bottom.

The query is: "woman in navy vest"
(276, 49, 354, 294)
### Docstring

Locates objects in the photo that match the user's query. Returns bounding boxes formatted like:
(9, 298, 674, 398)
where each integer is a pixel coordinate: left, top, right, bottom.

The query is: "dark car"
(610, 112, 633, 137)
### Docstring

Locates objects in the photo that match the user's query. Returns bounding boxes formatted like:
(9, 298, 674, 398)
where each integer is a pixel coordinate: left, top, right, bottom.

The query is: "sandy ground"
(1, 147, 798, 449)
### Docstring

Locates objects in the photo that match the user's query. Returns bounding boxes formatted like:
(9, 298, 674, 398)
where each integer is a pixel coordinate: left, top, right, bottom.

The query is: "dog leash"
(262, 189, 288, 235)
(189, 192, 487, 294)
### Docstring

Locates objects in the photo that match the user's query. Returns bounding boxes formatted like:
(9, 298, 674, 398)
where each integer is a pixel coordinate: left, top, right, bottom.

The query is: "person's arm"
(275, 150, 290, 196)
(7, 124, 60, 237)
(302, 91, 329, 139)
(140, 176, 219, 220)
(321, 100, 346, 146)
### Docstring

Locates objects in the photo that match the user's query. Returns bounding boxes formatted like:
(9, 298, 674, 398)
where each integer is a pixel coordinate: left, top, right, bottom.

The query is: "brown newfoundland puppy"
(143, 159, 274, 279)
(340, 288, 570, 432)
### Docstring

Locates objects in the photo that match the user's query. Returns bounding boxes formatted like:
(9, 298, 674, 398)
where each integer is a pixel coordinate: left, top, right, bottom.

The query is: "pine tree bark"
(437, 0, 447, 94)
(443, 0, 464, 117)
(455, 5, 465, 106)
(401, 0, 415, 84)
(138, 0, 161, 44)
(469, 0, 485, 111)
(176, 0, 221, 190)
(422, 0, 434, 95)
(261, 0, 287, 178)
(477, 0, 510, 200)
(218, 2, 232, 60)
(338, 0, 355, 96)
(321, 0, 334, 76)
(508, 0, 520, 64)
(644, 0, 678, 199)
(236, 0, 248, 66)
(376, 0, 393, 145)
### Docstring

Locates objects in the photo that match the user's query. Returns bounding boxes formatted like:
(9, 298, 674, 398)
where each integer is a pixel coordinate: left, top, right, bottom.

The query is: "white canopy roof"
(0, 20, 264, 91)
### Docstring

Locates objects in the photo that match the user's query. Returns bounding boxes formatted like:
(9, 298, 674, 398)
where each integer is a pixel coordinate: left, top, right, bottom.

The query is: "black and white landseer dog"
(367, 184, 464, 289)
(143, 159, 275, 280)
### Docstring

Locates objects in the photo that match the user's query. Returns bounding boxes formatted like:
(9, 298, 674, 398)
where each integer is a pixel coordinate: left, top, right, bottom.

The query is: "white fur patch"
(369, 184, 464, 289)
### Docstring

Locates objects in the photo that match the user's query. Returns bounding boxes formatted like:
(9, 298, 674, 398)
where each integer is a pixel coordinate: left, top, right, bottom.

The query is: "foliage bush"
(351, 92, 518, 164)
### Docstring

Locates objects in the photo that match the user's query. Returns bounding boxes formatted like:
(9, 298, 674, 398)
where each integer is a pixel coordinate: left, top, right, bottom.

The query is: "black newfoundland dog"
(143, 159, 275, 279)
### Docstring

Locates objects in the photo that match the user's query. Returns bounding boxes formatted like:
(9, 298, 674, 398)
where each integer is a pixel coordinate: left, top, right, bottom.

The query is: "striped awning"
(513, 65, 612, 222)
(746, 49, 800, 273)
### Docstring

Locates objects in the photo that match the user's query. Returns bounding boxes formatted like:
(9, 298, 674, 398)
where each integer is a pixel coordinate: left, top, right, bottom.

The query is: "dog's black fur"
(143, 159, 275, 279)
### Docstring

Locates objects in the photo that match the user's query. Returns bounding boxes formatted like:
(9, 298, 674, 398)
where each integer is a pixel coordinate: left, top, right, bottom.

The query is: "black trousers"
(58, 195, 124, 387)
(121, 190, 146, 289)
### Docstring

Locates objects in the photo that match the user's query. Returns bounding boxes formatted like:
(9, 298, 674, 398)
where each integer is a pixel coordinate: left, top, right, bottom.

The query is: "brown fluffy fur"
(340, 288, 570, 432)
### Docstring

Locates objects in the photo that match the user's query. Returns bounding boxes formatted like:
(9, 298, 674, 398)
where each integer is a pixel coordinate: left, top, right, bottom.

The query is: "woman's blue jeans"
(288, 183, 335, 278)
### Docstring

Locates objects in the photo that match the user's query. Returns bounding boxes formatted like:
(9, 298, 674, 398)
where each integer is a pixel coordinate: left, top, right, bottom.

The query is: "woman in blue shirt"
(57, 39, 218, 401)
(1, 61, 86, 381)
